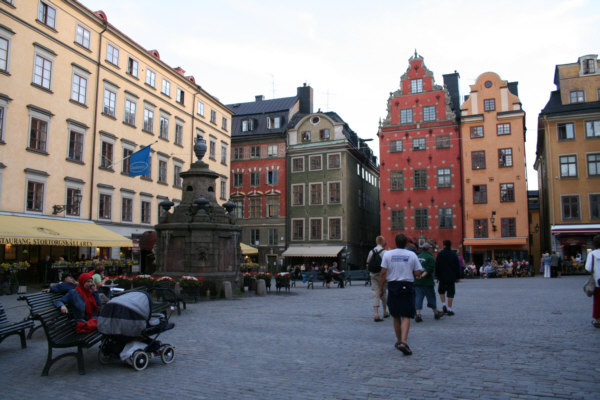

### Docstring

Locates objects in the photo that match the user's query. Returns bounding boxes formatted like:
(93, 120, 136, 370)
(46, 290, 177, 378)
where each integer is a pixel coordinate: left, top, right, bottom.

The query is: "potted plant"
(179, 276, 203, 300)
(111, 275, 132, 289)
(131, 274, 155, 289)
(255, 272, 272, 289)
(275, 272, 291, 291)
(1, 261, 30, 294)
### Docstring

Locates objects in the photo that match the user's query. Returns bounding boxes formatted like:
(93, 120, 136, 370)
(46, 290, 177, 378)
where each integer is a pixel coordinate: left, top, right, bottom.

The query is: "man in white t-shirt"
(379, 233, 423, 355)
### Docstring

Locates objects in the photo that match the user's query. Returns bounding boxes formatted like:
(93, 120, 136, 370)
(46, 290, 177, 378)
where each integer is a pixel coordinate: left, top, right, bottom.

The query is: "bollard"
(222, 281, 232, 299)
(256, 279, 266, 296)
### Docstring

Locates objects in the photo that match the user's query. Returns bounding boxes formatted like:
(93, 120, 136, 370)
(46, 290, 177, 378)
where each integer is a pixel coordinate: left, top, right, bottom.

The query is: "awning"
(551, 224, 600, 235)
(463, 237, 528, 246)
(282, 245, 344, 258)
(0, 214, 133, 247)
(240, 242, 258, 255)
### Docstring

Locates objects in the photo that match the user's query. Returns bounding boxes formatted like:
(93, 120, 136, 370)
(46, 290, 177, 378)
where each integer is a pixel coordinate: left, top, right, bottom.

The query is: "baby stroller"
(97, 290, 175, 371)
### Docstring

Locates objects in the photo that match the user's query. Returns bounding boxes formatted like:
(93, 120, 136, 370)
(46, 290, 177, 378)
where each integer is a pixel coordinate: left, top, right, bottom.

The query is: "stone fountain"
(153, 135, 242, 296)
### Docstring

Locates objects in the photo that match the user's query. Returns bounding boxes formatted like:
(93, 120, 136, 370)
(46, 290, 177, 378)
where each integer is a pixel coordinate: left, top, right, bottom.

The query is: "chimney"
(507, 81, 519, 97)
(255, 95, 264, 102)
(297, 83, 313, 114)
(443, 71, 461, 119)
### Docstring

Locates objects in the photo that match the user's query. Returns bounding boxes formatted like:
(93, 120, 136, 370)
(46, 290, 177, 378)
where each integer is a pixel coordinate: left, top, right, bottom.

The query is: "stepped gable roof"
(227, 96, 297, 116)
(541, 91, 600, 116)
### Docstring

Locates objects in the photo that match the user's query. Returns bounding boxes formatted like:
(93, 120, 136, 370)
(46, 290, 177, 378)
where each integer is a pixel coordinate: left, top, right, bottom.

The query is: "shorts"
(387, 281, 415, 318)
(415, 285, 437, 310)
(437, 281, 456, 298)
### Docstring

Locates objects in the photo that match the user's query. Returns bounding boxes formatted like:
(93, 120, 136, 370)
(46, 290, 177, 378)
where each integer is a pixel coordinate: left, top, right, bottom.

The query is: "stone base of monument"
(256, 279, 266, 296)
(222, 281, 233, 299)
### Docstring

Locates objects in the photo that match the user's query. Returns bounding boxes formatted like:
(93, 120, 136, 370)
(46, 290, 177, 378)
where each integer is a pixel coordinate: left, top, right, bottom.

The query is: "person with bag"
(366, 236, 388, 322)
(54, 272, 102, 333)
(585, 235, 600, 328)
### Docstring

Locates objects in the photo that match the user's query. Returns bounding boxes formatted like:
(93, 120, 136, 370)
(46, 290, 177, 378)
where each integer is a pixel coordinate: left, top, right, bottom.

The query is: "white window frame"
(176, 87, 185, 104)
(0, 25, 15, 73)
(197, 100, 204, 116)
(141, 196, 152, 224)
(327, 153, 341, 169)
(309, 217, 323, 241)
(291, 184, 305, 206)
(267, 116, 281, 129)
(98, 188, 113, 221)
(309, 155, 322, 171)
(267, 144, 278, 157)
(66, 120, 87, 163)
(145, 69, 156, 87)
(127, 56, 139, 78)
(328, 217, 342, 240)
(174, 120, 184, 145)
(411, 79, 423, 94)
(221, 141, 228, 165)
(292, 157, 304, 172)
(309, 182, 323, 205)
(25, 170, 47, 214)
(64, 183, 83, 218)
(161, 78, 171, 96)
(121, 193, 134, 223)
(0, 96, 9, 143)
(173, 163, 183, 188)
(38, 1, 56, 29)
(106, 43, 119, 66)
(70, 65, 89, 105)
(32, 44, 55, 90)
(27, 106, 52, 153)
(75, 24, 91, 49)
(327, 181, 341, 204)
(143, 104, 155, 133)
(291, 218, 305, 241)
(158, 157, 168, 184)
(124, 96, 137, 126)
(103, 82, 117, 117)
(159, 112, 169, 139)
(220, 178, 227, 200)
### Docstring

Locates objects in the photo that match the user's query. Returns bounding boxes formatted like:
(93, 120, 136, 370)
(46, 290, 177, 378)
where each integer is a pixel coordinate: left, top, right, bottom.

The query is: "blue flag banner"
(129, 145, 151, 177)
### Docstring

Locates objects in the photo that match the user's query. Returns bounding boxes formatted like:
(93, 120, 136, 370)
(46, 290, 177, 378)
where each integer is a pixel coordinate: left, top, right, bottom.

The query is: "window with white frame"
(242, 119, 255, 132)
(328, 217, 342, 240)
(161, 79, 170, 96)
(292, 219, 304, 241)
(470, 126, 484, 138)
(301, 131, 311, 142)
(141, 198, 152, 224)
(209, 136, 216, 160)
(558, 123, 575, 140)
(0, 34, 10, 73)
(248, 197, 261, 218)
(437, 168, 451, 187)
(124, 98, 136, 126)
(210, 109, 217, 124)
(75, 24, 90, 49)
(67, 121, 86, 162)
(412, 137, 426, 150)
(233, 173, 243, 188)
(328, 181, 341, 204)
(233, 148, 244, 160)
(401, 108, 413, 123)
(197, 100, 204, 116)
(310, 218, 322, 240)
(143, 106, 154, 133)
(266, 170, 278, 185)
(173, 163, 182, 187)
(158, 159, 168, 184)
(32, 45, 54, 90)
(319, 129, 330, 139)
(250, 145, 260, 158)
(585, 120, 600, 138)
(292, 184, 304, 206)
(327, 153, 341, 169)
(221, 117, 228, 131)
(423, 106, 436, 121)
(103, 86, 116, 117)
(570, 90, 585, 103)
(267, 144, 278, 157)
(121, 196, 133, 222)
(232, 198, 243, 219)
(390, 140, 403, 152)
(250, 171, 260, 187)
(310, 183, 322, 205)
(121, 147, 133, 175)
(27, 106, 51, 152)
(145, 69, 156, 87)
(65, 186, 82, 216)
(499, 148, 513, 167)
(266, 196, 279, 217)
(174, 122, 183, 145)
(106, 43, 119, 66)
(220, 179, 227, 200)
(267, 116, 281, 129)
(176, 88, 185, 104)
(100, 141, 113, 169)
(309, 155, 322, 171)
(292, 157, 304, 172)
(0, 102, 5, 142)
(26, 179, 45, 212)
(99, 192, 112, 220)
(159, 113, 169, 139)
(38, 1, 56, 28)
(411, 79, 423, 94)
(582, 58, 596, 75)
(70, 66, 89, 105)
(438, 207, 453, 228)
(221, 142, 228, 164)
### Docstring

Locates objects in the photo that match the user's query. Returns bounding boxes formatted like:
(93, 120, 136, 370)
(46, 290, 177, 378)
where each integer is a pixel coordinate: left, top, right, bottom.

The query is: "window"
(472, 151, 486, 170)
(588, 154, 600, 176)
(411, 79, 423, 94)
(106, 44, 119, 65)
(26, 181, 44, 212)
(250, 172, 260, 187)
(242, 119, 255, 132)
(267, 116, 281, 129)
(559, 155, 578, 178)
(391, 210, 405, 230)
(436, 135, 450, 149)
(124, 99, 136, 125)
(501, 218, 516, 237)
(439, 208, 453, 228)
(143, 108, 154, 132)
(400, 108, 413, 123)
(145, 69, 156, 87)
(75, 25, 90, 49)
(232, 199, 243, 219)
(158, 160, 167, 184)
(174, 123, 183, 146)
(391, 171, 404, 190)
(309, 155, 322, 171)
(68, 130, 84, 162)
(100, 141, 113, 169)
(233, 173, 243, 188)
(328, 153, 341, 169)
(500, 183, 515, 202)
(99, 194, 112, 219)
(498, 148, 513, 167)
(415, 208, 428, 229)
(249, 198, 261, 218)
(390, 140, 403, 153)
(320, 129, 330, 139)
(221, 142, 228, 164)
(412, 138, 426, 150)
(423, 106, 436, 121)
(267, 170, 278, 185)
(590, 194, 600, 220)
(562, 195, 580, 220)
(329, 218, 342, 240)
(66, 188, 81, 216)
(0, 105, 4, 142)
(249, 229, 260, 245)
(210, 109, 217, 124)
(497, 123, 511, 135)
(583, 58, 596, 74)
(310, 219, 322, 240)
(222, 117, 228, 131)
(0, 36, 8, 72)
(266, 197, 279, 217)
(33, 54, 53, 90)
(470, 126, 484, 138)
(473, 185, 487, 204)
(220, 179, 227, 200)
(142, 153, 152, 180)
(263, 144, 276, 157)
(159, 115, 169, 139)
(413, 169, 427, 189)
(292, 184, 304, 206)
(161, 79, 171, 96)
(38, 1, 56, 28)
(474, 219, 488, 238)
(292, 219, 304, 240)
(103, 89, 116, 117)
(328, 182, 341, 204)
(310, 183, 322, 205)
(197, 100, 204, 116)
(301, 131, 311, 142)
(268, 228, 278, 245)
(176, 88, 185, 104)
(250, 145, 260, 158)
(233, 148, 244, 160)
(127, 57, 138, 77)
(585, 121, 600, 138)
(122, 148, 132, 174)
(29, 117, 47, 152)
(437, 168, 451, 188)
(121, 197, 133, 222)
(141, 200, 152, 224)
(570, 90, 585, 103)
(558, 123, 575, 140)
(292, 157, 304, 172)
(484, 99, 496, 111)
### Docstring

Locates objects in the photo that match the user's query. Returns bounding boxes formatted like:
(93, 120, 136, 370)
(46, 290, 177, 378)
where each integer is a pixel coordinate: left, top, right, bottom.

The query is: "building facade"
(379, 52, 463, 252)
(461, 72, 529, 266)
(0, 1, 231, 275)
(535, 55, 600, 259)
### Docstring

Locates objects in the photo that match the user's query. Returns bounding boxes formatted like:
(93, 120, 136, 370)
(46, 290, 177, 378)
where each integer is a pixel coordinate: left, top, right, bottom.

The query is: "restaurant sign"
(0, 237, 94, 246)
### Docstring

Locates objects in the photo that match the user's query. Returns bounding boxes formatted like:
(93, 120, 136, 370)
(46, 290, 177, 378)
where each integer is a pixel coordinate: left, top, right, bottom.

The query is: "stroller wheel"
(160, 345, 176, 364)
(132, 350, 149, 371)
(98, 349, 112, 365)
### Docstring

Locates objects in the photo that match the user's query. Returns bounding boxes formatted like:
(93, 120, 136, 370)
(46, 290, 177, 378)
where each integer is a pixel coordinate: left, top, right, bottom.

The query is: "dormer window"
(320, 129, 330, 139)
(582, 58, 596, 75)
(267, 116, 282, 129)
(411, 79, 423, 94)
(242, 119, 255, 132)
(302, 131, 311, 142)
(570, 90, 585, 104)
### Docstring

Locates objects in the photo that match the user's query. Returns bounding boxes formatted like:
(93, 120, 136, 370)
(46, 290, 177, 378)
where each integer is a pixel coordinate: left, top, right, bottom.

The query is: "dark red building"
(379, 52, 463, 252)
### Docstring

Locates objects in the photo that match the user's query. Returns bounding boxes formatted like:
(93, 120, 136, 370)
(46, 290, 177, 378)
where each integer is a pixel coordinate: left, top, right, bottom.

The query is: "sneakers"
(415, 314, 423, 322)
(434, 311, 444, 320)
(442, 305, 448, 314)
(446, 310, 455, 316)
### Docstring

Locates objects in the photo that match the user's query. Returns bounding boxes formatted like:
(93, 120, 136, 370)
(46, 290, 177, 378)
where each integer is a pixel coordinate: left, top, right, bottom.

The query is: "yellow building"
(460, 72, 529, 266)
(0, 0, 231, 275)
(535, 55, 600, 262)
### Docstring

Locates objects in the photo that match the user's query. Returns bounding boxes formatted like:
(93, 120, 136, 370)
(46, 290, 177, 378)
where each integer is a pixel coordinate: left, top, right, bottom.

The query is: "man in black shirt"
(435, 240, 460, 316)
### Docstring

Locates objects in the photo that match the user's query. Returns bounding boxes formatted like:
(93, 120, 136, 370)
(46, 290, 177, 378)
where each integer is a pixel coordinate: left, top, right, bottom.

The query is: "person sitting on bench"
(42, 274, 77, 294)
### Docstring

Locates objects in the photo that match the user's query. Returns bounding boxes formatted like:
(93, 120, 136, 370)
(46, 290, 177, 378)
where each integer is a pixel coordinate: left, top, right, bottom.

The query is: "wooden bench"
(0, 302, 34, 349)
(150, 281, 186, 315)
(18, 292, 62, 339)
(345, 270, 371, 286)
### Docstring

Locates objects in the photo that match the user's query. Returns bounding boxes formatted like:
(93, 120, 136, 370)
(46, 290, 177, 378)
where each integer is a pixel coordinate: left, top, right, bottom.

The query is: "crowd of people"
(289, 262, 346, 288)
(468, 258, 532, 278)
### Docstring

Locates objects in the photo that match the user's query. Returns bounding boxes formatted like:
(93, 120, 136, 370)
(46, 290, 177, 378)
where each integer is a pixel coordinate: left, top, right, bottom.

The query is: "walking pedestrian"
(435, 240, 460, 316)
(379, 233, 423, 355)
(414, 243, 444, 322)
(585, 235, 600, 328)
(366, 236, 389, 322)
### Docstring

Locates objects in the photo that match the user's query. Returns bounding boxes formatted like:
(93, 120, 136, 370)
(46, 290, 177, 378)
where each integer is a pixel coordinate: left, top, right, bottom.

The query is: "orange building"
(461, 72, 529, 266)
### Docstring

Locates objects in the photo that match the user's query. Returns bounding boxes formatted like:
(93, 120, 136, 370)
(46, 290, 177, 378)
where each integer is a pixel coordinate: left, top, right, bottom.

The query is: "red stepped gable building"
(379, 52, 463, 251)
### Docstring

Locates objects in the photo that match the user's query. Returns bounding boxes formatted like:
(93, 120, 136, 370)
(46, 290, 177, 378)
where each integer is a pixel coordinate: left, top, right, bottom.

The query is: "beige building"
(0, 0, 231, 272)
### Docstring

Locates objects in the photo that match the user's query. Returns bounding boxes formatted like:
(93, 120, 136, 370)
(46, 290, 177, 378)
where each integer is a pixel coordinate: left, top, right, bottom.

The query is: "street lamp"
(52, 191, 82, 215)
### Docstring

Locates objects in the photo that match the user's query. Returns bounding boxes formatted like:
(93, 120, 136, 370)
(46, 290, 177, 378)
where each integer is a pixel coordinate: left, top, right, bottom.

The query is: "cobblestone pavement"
(1, 276, 599, 399)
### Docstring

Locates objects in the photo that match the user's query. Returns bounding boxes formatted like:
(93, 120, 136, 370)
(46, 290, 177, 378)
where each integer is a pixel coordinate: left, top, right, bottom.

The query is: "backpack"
(368, 248, 384, 273)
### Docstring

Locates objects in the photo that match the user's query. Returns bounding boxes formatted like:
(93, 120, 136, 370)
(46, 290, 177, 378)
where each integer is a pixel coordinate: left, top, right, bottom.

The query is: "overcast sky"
(88, 0, 600, 190)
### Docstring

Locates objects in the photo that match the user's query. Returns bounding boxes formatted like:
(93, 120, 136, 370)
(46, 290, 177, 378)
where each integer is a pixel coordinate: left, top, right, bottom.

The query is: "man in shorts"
(379, 233, 422, 355)
(435, 239, 460, 316)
